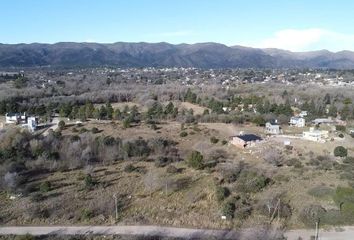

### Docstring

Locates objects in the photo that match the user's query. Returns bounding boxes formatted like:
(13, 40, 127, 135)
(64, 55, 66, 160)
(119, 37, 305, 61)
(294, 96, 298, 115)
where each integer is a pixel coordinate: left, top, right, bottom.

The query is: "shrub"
(285, 158, 301, 167)
(222, 201, 235, 219)
(333, 186, 354, 208)
(343, 157, 354, 164)
(336, 125, 346, 132)
(22, 183, 38, 196)
(103, 136, 115, 146)
(257, 197, 291, 219)
(122, 118, 131, 128)
(84, 174, 95, 189)
(263, 149, 283, 166)
(150, 123, 158, 130)
(215, 186, 230, 202)
(30, 192, 44, 202)
(124, 164, 135, 173)
(39, 181, 51, 193)
(81, 208, 94, 220)
(187, 151, 204, 169)
(123, 139, 151, 158)
(70, 135, 80, 142)
(299, 204, 326, 227)
(235, 206, 253, 219)
(308, 185, 334, 198)
(91, 127, 99, 134)
(334, 146, 348, 157)
(338, 133, 344, 138)
(79, 128, 88, 134)
(221, 140, 228, 145)
(285, 145, 293, 151)
(58, 120, 65, 130)
(15, 234, 35, 240)
(210, 136, 219, 144)
(167, 177, 191, 192)
(166, 165, 179, 174)
(72, 127, 78, 133)
(179, 131, 188, 137)
(155, 156, 171, 167)
(236, 171, 269, 193)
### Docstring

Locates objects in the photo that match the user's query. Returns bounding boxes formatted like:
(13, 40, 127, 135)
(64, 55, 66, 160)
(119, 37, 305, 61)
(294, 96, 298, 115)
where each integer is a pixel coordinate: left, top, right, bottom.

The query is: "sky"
(1, 0, 354, 52)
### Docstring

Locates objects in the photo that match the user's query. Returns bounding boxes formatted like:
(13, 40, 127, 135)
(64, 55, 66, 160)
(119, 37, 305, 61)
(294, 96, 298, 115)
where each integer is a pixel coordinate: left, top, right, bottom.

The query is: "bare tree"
(143, 170, 161, 196)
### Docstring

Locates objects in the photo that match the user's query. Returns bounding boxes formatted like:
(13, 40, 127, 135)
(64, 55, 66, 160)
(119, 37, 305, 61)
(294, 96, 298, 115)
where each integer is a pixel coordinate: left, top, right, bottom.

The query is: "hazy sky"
(2, 0, 354, 51)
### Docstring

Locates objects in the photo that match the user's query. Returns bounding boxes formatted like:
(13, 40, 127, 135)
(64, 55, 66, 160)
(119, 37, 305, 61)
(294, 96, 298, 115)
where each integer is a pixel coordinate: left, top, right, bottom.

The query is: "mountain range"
(1, 42, 354, 69)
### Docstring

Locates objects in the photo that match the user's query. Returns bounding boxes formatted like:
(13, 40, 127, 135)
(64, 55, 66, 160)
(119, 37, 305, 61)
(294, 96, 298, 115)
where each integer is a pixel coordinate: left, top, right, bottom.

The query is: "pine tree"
(106, 102, 113, 120)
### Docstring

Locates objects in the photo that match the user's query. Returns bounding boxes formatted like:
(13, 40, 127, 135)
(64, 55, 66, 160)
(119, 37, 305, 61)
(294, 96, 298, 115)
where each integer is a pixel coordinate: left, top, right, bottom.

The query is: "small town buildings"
(289, 116, 305, 127)
(302, 127, 329, 142)
(230, 134, 262, 148)
(265, 120, 282, 135)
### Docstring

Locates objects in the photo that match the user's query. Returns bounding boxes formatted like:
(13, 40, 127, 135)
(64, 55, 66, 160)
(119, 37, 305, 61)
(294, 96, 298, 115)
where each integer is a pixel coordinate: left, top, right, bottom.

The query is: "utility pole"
(315, 220, 319, 240)
(113, 193, 118, 221)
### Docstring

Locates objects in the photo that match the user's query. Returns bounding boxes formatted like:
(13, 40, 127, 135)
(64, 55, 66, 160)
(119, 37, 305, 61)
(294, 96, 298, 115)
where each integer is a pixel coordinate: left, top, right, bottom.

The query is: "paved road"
(1, 225, 354, 239)
(285, 226, 354, 240)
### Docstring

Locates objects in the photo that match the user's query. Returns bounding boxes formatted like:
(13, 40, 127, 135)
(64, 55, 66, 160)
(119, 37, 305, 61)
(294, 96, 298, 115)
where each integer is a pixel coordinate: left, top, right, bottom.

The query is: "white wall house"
(5, 113, 19, 124)
(5, 113, 27, 124)
(289, 117, 305, 127)
(302, 127, 329, 142)
(299, 111, 308, 117)
(265, 121, 282, 135)
(27, 117, 37, 132)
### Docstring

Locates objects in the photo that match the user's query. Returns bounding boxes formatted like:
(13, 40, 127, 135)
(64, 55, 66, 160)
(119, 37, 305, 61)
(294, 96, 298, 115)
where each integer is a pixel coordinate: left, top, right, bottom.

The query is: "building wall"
(231, 137, 246, 148)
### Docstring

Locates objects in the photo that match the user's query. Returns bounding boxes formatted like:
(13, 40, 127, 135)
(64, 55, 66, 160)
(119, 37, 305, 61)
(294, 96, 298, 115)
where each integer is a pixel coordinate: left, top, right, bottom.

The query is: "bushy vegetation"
(187, 151, 204, 169)
(235, 171, 269, 193)
(179, 131, 188, 137)
(215, 186, 230, 202)
(210, 136, 219, 144)
(334, 146, 348, 157)
(39, 181, 51, 193)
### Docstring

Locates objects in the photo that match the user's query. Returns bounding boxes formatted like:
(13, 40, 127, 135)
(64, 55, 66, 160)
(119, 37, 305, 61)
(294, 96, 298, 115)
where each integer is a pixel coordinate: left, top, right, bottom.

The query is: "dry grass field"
(1, 117, 353, 230)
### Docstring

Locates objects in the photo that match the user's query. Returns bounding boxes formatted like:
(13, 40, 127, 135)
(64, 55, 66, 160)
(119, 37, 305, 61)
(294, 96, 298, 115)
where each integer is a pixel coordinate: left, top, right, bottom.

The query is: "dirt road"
(1, 225, 354, 239)
(0, 225, 236, 239)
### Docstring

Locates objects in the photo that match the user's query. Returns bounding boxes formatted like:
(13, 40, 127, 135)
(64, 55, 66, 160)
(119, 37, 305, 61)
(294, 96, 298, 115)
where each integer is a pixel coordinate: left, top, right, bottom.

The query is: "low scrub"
(308, 185, 334, 198)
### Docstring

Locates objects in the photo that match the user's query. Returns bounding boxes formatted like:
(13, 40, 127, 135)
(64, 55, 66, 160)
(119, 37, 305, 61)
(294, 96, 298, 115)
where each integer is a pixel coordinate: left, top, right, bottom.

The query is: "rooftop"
(235, 134, 262, 142)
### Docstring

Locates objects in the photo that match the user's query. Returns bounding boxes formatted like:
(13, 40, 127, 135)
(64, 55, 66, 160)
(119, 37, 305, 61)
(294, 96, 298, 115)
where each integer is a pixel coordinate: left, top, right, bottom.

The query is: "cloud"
(256, 28, 354, 52)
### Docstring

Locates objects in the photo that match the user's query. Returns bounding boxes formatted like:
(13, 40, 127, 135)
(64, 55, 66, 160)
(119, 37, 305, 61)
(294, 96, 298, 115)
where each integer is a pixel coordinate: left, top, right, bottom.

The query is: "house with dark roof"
(265, 119, 282, 135)
(230, 134, 262, 148)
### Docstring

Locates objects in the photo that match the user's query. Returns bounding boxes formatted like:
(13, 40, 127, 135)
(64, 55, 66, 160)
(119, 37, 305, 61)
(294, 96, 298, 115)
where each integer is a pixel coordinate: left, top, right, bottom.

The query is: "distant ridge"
(1, 42, 354, 69)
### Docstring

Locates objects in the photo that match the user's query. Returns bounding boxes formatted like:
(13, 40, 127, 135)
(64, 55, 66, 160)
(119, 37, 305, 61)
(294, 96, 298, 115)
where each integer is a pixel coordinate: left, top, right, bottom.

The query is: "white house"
(5, 113, 21, 124)
(303, 127, 329, 142)
(27, 117, 37, 132)
(289, 117, 305, 127)
(265, 120, 282, 135)
(299, 111, 308, 117)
